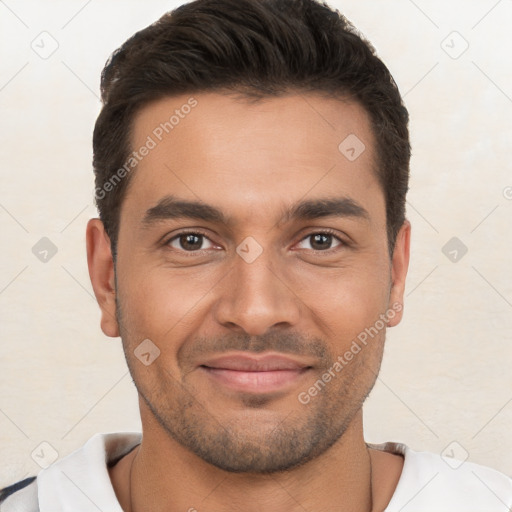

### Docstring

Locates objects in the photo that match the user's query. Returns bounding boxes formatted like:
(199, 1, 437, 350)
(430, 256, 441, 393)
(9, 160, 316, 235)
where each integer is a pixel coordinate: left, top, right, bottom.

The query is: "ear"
(86, 218, 119, 338)
(387, 219, 411, 327)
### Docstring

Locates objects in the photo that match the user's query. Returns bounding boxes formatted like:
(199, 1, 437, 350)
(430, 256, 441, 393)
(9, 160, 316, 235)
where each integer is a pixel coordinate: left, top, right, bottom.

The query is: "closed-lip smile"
(199, 352, 313, 393)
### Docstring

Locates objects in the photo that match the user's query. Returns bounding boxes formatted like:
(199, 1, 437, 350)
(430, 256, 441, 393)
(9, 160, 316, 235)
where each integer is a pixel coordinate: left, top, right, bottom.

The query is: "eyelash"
(298, 229, 348, 252)
(163, 228, 347, 255)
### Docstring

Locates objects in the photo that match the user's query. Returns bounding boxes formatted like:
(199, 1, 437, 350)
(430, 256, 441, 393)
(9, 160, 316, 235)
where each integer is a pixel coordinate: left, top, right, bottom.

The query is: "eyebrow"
(141, 194, 370, 228)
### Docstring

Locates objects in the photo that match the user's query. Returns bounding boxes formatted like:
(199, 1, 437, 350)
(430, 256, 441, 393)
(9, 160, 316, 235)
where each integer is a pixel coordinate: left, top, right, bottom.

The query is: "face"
(88, 91, 410, 474)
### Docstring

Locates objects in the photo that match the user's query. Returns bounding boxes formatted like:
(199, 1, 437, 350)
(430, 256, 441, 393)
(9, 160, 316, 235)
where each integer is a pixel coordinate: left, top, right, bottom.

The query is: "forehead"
(122, 92, 383, 228)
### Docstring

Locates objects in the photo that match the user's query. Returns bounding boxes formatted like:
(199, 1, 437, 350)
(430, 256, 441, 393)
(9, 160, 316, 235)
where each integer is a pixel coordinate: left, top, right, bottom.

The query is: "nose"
(212, 245, 302, 336)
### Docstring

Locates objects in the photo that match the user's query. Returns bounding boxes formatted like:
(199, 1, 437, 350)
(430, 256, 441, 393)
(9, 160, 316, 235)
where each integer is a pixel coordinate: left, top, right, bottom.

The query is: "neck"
(126, 410, 373, 512)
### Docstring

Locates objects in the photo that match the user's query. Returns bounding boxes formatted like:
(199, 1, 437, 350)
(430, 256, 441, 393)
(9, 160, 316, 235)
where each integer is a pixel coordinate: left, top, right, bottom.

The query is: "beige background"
(0, 0, 511, 487)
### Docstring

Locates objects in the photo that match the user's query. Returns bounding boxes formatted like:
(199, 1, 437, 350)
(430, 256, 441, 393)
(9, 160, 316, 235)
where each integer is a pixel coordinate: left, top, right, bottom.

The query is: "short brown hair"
(93, 0, 410, 261)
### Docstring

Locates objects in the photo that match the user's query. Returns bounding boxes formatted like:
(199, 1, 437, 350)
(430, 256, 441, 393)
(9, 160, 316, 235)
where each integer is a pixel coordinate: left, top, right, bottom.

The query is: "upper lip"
(200, 353, 313, 372)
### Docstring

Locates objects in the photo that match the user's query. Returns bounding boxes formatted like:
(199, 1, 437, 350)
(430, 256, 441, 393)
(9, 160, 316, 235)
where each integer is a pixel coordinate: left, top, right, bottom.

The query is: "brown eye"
(296, 232, 343, 251)
(167, 232, 215, 251)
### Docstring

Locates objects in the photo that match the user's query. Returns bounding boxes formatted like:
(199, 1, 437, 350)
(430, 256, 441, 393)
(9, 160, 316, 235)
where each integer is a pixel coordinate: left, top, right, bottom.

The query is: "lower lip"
(200, 366, 311, 393)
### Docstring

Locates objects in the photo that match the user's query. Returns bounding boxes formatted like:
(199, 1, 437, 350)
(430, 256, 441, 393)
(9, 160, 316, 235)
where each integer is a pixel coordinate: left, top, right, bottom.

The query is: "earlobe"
(86, 218, 120, 338)
(387, 220, 411, 328)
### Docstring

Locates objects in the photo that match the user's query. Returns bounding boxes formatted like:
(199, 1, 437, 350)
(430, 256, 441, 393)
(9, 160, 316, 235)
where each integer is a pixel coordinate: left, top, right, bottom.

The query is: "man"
(1, 0, 511, 510)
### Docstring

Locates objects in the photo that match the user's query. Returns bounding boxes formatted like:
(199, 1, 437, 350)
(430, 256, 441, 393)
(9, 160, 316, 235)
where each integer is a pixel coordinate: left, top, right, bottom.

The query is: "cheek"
(118, 261, 223, 344)
(289, 257, 390, 342)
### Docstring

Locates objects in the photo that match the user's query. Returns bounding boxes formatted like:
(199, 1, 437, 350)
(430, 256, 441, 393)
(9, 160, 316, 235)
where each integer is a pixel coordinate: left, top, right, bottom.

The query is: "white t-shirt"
(1, 432, 511, 511)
